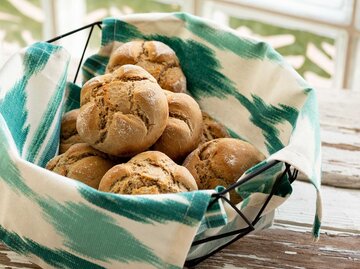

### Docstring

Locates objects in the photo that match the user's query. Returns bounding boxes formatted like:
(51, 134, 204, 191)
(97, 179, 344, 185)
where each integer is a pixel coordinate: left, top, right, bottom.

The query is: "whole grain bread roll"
(106, 40, 186, 93)
(77, 65, 169, 157)
(59, 109, 83, 154)
(200, 112, 230, 144)
(46, 143, 115, 189)
(183, 138, 265, 203)
(79, 73, 113, 107)
(99, 151, 198, 195)
(152, 91, 203, 162)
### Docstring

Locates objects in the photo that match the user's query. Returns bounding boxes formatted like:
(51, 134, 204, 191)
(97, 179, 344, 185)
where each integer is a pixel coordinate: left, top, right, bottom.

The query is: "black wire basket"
(46, 20, 299, 267)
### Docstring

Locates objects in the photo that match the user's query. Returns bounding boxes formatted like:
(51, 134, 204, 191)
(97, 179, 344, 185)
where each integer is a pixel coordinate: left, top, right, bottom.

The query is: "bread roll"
(152, 91, 203, 161)
(77, 65, 169, 157)
(59, 109, 83, 154)
(106, 40, 186, 93)
(46, 143, 114, 188)
(99, 151, 198, 195)
(183, 138, 265, 203)
(200, 112, 230, 144)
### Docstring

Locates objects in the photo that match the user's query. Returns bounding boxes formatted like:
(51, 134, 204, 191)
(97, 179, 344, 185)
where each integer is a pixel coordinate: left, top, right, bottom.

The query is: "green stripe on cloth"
(204, 186, 228, 229)
(236, 161, 292, 199)
(86, 54, 109, 72)
(0, 42, 64, 155)
(37, 118, 61, 168)
(0, 78, 29, 154)
(24, 42, 62, 78)
(313, 214, 321, 239)
(233, 92, 298, 154)
(0, 115, 36, 198)
(82, 55, 109, 82)
(79, 186, 212, 226)
(195, 186, 228, 235)
(0, 225, 105, 269)
(101, 18, 144, 46)
(174, 13, 283, 62)
(82, 67, 94, 84)
(226, 127, 243, 139)
(302, 89, 321, 188)
(38, 198, 178, 268)
(313, 191, 322, 239)
(64, 82, 81, 112)
(26, 66, 68, 164)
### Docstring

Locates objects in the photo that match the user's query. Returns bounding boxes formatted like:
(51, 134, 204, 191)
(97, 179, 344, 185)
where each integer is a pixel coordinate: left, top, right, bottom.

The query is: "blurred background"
(0, 0, 359, 91)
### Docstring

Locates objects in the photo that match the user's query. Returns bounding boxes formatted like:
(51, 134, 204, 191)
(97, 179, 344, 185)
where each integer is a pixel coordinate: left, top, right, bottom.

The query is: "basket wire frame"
(47, 22, 299, 268)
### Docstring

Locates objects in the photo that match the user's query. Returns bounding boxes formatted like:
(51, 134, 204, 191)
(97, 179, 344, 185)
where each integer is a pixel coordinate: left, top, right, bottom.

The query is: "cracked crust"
(183, 138, 265, 203)
(99, 151, 198, 195)
(77, 65, 169, 157)
(152, 91, 203, 162)
(59, 109, 83, 154)
(46, 143, 115, 189)
(200, 112, 230, 144)
(106, 40, 186, 93)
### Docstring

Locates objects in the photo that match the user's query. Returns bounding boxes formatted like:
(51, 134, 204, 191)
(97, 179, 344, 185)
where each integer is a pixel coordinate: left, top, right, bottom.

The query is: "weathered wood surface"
(0, 246, 39, 269)
(276, 181, 360, 233)
(314, 89, 360, 189)
(1, 227, 359, 269)
(194, 227, 360, 269)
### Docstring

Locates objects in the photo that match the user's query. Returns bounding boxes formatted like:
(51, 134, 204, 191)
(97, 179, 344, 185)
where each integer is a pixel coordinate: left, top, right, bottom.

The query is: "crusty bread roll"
(99, 151, 198, 195)
(79, 73, 113, 107)
(59, 109, 83, 154)
(46, 143, 114, 189)
(106, 40, 186, 93)
(200, 112, 230, 144)
(77, 65, 169, 157)
(152, 91, 203, 162)
(183, 138, 265, 203)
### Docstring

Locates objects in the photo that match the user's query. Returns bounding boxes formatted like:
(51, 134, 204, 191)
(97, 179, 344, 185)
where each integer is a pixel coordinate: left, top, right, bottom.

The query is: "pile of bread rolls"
(46, 40, 265, 201)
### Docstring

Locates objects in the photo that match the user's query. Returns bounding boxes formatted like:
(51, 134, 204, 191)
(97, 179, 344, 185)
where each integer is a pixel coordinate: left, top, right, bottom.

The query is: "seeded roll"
(99, 151, 198, 195)
(46, 143, 115, 188)
(77, 65, 169, 157)
(183, 138, 265, 203)
(152, 91, 203, 162)
(59, 109, 83, 154)
(106, 40, 186, 93)
(200, 112, 230, 144)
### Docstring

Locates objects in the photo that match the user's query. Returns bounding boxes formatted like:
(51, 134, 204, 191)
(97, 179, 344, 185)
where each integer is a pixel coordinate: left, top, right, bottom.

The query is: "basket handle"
(47, 21, 102, 83)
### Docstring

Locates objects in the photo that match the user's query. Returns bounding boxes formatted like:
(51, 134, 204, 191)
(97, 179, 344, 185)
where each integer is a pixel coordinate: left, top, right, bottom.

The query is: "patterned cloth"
(0, 13, 321, 268)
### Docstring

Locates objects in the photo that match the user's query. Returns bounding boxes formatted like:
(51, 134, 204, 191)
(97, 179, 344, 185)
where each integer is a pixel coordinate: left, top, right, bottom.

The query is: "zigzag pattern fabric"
(0, 13, 321, 268)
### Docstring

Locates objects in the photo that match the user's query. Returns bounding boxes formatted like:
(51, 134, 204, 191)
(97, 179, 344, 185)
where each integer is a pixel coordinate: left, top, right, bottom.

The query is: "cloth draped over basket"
(0, 13, 321, 269)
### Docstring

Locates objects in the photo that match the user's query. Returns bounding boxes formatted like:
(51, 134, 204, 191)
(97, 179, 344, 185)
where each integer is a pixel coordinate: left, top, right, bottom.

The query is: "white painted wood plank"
(275, 181, 360, 233)
(320, 123, 360, 188)
(317, 89, 360, 130)
(195, 227, 360, 269)
(300, 89, 360, 188)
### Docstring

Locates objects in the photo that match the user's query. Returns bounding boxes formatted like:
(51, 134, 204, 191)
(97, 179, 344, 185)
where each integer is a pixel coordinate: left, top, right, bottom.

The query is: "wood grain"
(1, 227, 359, 269)
(315, 89, 360, 189)
(276, 181, 360, 233)
(193, 227, 360, 269)
(0, 247, 39, 269)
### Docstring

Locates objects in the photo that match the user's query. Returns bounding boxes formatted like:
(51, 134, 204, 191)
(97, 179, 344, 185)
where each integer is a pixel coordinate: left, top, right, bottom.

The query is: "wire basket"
(46, 20, 300, 267)
(0, 13, 321, 269)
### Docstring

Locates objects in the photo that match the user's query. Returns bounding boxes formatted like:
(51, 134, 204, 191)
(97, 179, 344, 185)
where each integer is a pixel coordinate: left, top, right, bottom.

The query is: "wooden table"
(1, 89, 359, 268)
(1, 225, 359, 269)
